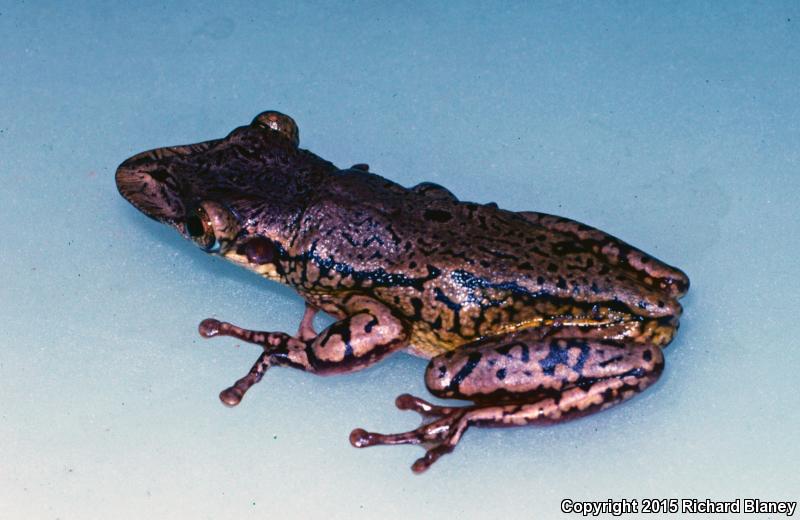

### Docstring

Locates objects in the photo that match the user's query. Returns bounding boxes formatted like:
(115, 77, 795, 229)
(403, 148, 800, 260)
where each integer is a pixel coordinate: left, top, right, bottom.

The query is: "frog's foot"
(198, 297, 409, 406)
(351, 333, 665, 473)
(217, 351, 271, 407)
(350, 394, 472, 473)
(199, 318, 301, 406)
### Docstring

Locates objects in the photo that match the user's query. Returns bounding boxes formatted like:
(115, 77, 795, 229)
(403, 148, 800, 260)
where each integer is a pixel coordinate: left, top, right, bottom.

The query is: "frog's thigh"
(427, 335, 663, 418)
(350, 333, 663, 472)
(516, 210, 689, 297)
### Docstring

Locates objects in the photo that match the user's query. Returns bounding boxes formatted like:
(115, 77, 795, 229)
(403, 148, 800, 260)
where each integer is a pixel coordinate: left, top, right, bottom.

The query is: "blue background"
(2, 2, 798, 518)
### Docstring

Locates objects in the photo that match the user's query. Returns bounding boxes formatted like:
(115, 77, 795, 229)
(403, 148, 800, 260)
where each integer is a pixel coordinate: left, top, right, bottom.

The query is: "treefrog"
(116, 111, 689, 472)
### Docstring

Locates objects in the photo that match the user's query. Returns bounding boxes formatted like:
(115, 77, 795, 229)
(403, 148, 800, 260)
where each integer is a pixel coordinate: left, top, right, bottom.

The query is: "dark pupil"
(186, 214, 205, 237)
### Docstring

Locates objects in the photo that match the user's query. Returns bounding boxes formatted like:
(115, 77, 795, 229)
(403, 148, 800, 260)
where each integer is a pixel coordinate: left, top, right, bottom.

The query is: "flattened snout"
(115, 153, 185, 221)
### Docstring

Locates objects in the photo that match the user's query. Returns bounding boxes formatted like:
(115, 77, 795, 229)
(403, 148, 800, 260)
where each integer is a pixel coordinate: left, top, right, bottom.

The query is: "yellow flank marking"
(492, 314, 623, 335)
(222, 251, 282, 281)
(408, 309, 671, 358)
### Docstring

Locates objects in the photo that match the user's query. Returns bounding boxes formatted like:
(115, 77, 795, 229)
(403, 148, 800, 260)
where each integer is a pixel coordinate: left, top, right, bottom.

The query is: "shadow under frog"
(116, 111, 690, 473)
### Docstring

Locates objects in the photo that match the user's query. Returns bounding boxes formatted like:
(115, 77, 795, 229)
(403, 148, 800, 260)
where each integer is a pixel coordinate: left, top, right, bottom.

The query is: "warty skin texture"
(116, 111, 689, 472)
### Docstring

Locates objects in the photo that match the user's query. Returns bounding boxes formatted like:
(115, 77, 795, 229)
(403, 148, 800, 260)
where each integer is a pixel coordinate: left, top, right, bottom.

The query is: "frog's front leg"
(351, 332, 664, 473)
(199, 295, 408, 406)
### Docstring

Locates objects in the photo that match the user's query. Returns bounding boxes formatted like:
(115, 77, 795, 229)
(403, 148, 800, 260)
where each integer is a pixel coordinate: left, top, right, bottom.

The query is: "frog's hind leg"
(198, 295, 409, 406)
(517, 210, 690, 298)
(350, 331, 664, 473)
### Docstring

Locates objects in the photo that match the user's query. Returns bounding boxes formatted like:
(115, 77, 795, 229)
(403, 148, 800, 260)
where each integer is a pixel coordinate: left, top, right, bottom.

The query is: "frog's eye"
(251, 111, 299, 147)
(185, 201, 240, 253)
(185, 206, 218, 251)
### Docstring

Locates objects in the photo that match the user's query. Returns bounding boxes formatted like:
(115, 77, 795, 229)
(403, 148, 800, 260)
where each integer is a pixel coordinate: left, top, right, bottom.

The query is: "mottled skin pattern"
(116, 111, 690, 473)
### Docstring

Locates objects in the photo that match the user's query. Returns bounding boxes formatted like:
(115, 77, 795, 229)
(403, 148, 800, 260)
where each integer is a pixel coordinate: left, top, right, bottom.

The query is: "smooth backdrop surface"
(1, 2, 798, 519)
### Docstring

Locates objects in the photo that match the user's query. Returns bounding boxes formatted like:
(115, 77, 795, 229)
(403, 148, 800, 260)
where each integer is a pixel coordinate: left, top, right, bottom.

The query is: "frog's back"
(290, 169, 685, 355)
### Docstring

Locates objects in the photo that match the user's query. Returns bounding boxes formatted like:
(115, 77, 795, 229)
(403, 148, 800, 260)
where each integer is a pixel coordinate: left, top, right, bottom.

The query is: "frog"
(116, 110, 690, 473)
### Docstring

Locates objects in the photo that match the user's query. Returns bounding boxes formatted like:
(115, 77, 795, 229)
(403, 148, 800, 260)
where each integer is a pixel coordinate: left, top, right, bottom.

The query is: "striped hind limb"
(350, 333, 664, 473)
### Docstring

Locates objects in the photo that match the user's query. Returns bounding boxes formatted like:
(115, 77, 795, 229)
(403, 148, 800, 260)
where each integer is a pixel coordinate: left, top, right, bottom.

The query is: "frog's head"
(116, 111, 336, 279)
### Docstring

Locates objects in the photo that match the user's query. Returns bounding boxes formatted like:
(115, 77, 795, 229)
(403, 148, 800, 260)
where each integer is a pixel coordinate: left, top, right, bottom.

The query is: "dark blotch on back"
(423, 209, 453, 223)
